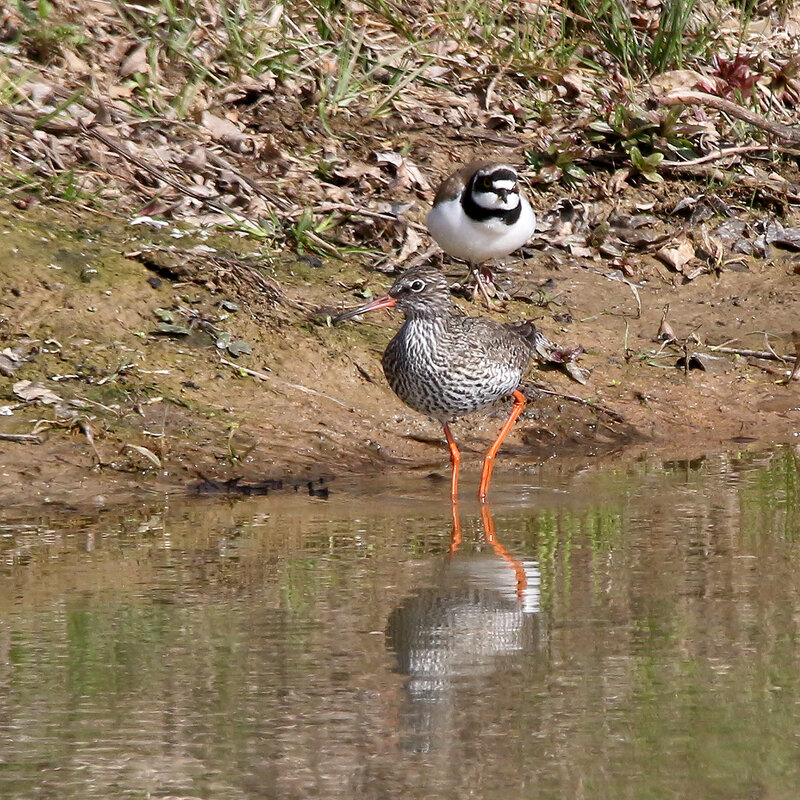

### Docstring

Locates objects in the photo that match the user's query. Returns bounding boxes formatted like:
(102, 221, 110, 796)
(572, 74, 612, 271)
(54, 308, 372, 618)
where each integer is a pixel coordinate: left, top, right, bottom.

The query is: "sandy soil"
(1, 196, 798, 513)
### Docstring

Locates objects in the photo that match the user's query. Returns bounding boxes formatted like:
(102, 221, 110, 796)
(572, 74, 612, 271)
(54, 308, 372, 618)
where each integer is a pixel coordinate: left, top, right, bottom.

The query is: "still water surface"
(1, 446, 800, 799)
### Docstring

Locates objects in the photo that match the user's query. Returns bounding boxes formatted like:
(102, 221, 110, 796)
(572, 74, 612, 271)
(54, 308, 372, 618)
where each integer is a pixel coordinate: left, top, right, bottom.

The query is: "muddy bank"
(1, 201, 798, 512)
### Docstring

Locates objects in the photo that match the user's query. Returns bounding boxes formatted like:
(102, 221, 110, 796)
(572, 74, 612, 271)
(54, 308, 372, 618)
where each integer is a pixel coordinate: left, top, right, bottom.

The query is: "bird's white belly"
(426, 197, 536, 263)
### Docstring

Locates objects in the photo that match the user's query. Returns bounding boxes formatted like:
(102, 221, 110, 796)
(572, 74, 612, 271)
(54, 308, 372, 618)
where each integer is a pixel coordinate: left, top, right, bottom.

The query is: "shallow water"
(1, 446, 800, 800)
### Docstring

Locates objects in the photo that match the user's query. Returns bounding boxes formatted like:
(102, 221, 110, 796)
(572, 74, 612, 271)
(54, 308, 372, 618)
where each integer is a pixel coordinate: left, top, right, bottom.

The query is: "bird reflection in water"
(385, 504, 544, 752)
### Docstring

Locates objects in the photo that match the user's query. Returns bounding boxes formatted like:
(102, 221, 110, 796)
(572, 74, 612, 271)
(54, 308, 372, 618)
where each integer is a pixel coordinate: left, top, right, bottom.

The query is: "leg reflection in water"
(386, 503, 545, 752)
(448, 502, 532, 607)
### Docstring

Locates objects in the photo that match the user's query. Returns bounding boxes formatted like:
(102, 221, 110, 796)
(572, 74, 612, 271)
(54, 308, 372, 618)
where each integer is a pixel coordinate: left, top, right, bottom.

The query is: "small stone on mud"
(147, 276, 163, 289)
(307, 481, 329, 499)
(227, 340, 252, 357)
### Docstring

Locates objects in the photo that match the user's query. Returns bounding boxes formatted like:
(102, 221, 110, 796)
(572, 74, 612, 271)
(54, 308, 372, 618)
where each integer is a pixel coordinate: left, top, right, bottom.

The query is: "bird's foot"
(467, 266, 503, 309)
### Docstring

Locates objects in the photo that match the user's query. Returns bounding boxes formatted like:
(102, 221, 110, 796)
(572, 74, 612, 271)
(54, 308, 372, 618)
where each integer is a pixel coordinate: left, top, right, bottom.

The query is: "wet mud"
(1, 201, 799, 512)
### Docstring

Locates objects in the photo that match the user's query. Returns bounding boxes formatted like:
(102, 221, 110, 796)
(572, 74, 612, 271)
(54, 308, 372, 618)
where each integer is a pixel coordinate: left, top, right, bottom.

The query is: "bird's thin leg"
(467, 261, 496, 309)
(442, 423, 461, 504)
(478, 389, 526, 502)
(448, 502, 462, 556)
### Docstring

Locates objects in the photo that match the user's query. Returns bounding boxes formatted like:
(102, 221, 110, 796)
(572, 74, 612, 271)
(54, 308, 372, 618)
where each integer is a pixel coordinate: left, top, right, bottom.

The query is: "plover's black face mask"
(469, 167, 520, 212)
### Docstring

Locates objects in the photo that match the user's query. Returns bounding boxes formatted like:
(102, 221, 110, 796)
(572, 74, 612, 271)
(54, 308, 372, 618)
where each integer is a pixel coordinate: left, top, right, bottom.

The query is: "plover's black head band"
(483, 167, 517, 186)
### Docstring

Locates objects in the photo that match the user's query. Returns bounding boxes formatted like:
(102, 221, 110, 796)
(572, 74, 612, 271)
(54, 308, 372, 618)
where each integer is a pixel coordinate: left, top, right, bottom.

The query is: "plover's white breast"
(426, 195, 536, 263)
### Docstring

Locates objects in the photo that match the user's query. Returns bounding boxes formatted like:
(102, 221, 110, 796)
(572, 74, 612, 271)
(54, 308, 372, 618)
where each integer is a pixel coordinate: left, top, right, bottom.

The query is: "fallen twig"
(219, 357, 353, 409)
(660, 90, 800, 145)
(662, 144, 800, 169)
(82, 125, 215, 202)
(0, 107, 79, 135)
(528, 383, 626, 423)
(657, 162, 800, 201)
(314, 201, 427, 231)
(661, 145, 771, 167)
(707, 345, 797, 362)
(0, 433, 43, 444)
(79, 121, 240, 217)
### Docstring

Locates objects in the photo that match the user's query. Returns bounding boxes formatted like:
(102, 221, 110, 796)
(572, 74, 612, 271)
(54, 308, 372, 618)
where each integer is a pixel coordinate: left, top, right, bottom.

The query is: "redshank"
(333, 265, 538, 502)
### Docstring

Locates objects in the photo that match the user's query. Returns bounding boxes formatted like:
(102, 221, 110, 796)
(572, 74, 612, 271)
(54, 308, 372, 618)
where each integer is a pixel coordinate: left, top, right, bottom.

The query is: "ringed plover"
(426, 161, 536, 303)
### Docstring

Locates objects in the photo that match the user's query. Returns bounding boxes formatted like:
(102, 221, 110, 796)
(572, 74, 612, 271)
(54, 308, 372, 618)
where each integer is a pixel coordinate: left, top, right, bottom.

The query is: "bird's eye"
(410, 279, 425, 292)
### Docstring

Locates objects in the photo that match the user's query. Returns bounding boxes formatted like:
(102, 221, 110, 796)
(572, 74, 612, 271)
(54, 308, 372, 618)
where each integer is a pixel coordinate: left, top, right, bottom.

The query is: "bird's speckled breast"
(381, 317, 525, 423)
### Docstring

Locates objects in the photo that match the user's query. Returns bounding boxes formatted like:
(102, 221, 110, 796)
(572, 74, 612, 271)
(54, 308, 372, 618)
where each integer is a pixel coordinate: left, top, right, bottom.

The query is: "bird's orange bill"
(332, 294, 397, 324)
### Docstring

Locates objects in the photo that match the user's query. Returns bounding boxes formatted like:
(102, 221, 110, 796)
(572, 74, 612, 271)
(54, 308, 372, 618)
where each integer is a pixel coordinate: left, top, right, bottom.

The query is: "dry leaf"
(126, 444, 162, 468)
(607, 168, 631, 195)
(333, 161, 383, 182)
(655, 237, 695, 272)
(374, 152, 430, 192)
(649, 69, 707, 94)
(13, 380, 63, 405)
(396, 226, 423, 264)
(560, 70, 586, 101)
(119, 45, 148, 78)
(200, 111, 254, 154)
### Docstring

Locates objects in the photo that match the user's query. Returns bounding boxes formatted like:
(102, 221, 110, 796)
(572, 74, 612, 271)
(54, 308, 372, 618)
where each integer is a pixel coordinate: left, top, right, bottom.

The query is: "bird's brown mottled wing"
(445, 316, 534, 373)
(432, 160, 496, 204)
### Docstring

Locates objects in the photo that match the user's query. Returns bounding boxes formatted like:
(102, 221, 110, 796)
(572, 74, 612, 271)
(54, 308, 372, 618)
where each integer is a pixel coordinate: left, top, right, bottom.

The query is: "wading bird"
(334, 265, 538, 502)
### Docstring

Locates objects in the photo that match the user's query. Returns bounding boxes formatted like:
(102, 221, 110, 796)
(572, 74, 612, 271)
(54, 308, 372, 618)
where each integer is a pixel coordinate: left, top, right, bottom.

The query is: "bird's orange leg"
(478, 389, 526, 502)
(448, 502, 462, 556)
(442, 423, 461, 504)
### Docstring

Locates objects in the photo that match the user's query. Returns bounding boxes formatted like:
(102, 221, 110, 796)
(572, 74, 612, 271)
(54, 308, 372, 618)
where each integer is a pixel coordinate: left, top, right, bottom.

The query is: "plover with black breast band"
(426, 161, 536, 304)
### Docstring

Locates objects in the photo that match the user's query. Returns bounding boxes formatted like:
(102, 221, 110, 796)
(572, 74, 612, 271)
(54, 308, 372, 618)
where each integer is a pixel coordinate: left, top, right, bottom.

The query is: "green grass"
(569, 0, 712, 78)
(12, 0, 88, 62)
(0, 165, 92, 203)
